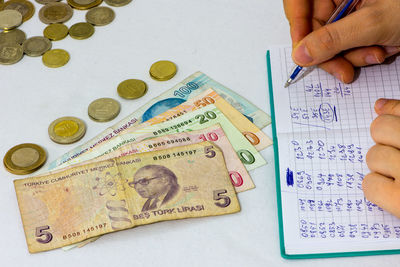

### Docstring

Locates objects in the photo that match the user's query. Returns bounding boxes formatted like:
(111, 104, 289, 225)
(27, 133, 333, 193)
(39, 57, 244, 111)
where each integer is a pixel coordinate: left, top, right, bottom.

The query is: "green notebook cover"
(266, 50, 400, 259)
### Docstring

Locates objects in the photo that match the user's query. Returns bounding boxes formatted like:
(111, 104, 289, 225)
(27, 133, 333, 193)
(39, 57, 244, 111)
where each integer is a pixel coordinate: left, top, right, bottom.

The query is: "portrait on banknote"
(129, 165, 180, 212)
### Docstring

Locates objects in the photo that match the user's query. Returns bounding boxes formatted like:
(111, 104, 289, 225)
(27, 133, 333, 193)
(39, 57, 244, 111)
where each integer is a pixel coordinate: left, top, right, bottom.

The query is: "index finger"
(283, 0, 313, 46)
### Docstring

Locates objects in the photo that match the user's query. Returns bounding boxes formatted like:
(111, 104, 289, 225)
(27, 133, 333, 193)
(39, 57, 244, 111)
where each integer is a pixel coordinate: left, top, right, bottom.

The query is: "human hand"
(283, 0, 400, 83)
(363, 99, 400, 218)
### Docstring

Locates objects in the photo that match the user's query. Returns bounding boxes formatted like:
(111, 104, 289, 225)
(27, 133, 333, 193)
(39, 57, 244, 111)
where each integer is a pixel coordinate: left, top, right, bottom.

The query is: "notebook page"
(269, 46, 400, 255)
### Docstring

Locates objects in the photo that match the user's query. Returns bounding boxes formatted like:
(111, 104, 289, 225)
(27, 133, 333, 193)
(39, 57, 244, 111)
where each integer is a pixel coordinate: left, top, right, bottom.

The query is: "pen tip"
(284, 82, 289, 88)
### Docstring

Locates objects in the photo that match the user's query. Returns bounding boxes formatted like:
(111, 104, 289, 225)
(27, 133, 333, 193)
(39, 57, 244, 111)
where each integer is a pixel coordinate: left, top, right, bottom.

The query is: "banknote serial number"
(153, 149, 197, 161)
(152, 120, 193, 136)
(147, 137, 192, 149)
(62, 223, 107, 240)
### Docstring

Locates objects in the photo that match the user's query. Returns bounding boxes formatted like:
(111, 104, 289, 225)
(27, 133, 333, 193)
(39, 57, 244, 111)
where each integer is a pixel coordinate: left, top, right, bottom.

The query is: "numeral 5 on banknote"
(14, 142, 240, 253)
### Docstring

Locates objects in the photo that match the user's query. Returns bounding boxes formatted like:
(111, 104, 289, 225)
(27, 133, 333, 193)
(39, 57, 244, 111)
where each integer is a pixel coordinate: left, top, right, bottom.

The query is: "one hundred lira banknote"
(14, 142, 241, 253)
(70, 125, 254, 193)
(43, 72, 270, 171)
(56, 105, 266, 171)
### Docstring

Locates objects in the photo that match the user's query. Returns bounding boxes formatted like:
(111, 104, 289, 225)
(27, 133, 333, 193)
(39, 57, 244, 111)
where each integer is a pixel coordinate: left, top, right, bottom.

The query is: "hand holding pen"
(283, 0, 400, 86)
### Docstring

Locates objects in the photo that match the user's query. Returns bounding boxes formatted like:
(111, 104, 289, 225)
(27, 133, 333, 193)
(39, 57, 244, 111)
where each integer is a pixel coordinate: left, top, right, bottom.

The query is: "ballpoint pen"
(284, 0, 361, 88)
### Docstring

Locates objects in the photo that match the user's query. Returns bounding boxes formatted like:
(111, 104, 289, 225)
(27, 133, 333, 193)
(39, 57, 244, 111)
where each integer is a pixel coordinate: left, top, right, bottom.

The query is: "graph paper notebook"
(267, 47, 400, 259)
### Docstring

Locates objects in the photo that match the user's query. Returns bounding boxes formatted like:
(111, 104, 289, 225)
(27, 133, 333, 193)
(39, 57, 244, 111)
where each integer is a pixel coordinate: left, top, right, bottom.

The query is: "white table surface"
(1, 0, 399, 266)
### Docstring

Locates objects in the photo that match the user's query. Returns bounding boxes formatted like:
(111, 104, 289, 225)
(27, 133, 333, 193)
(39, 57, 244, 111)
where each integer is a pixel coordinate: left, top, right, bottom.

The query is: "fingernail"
(293, 43, 313, 65)
(333, 72, 342, 81)
(365, 55, 380, 65)
(375, 98, 388, 110)
(384, 46, 400, 55)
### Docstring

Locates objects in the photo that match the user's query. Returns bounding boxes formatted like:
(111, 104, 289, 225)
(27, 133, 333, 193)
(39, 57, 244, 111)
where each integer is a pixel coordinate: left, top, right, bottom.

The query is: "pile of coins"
(0, 0, 126, 67)
(2, 0, 179, 175)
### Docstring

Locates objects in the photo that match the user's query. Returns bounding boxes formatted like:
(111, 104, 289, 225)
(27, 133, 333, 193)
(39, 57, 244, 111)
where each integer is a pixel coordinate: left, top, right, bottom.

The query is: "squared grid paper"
(273, 47, 400, 253)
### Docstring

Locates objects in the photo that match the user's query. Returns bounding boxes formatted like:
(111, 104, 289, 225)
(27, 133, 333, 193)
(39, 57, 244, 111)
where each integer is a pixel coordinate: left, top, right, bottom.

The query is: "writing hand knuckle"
(318, 26, 339, 51)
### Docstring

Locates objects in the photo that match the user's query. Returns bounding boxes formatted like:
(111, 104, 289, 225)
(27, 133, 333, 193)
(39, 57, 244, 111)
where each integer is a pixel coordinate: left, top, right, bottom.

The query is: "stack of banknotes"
(14, 71, 272, 253)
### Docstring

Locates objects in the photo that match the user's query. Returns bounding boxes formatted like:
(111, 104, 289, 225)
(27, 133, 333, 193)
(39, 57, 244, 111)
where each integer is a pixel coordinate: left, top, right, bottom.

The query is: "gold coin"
(48, 116, 86, 144)
(88, 97, 120, 122)
(23, 36, 51, 56)
(149, 60, 177, 81)
(39, 2, 73, 24)
(69, 22, 94, 40)
(43, 23, 68, 41)
(0, 10, 22, 30)
(35, 0, 61, 5)
(117, 79, 147, 100)
(42, 48, 69, 68)
(67, 0, 102, 10)
(1, 0, 35, 22)
(85, 6, 115, 26)
(0, 28, 26, 45)
(104, 0, 131, 7)
(0, 43, 23, 64)
(3, 143, 46, 175)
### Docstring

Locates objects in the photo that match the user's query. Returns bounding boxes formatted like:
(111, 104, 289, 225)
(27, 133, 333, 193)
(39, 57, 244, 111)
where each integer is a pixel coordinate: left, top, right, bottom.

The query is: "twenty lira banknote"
(56, 105, 266, 171)
(14, 142, 240, 253)
(43, 72, 270, 171)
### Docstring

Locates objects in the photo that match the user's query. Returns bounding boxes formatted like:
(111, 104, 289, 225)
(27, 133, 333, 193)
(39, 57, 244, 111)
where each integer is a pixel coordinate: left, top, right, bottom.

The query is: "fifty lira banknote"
(56, 105, 266, 171)
(122, 88, 272, 151)
(14, 142, 240, 253)
(43, 72, 270, 171)
(72, 125, 254, 193)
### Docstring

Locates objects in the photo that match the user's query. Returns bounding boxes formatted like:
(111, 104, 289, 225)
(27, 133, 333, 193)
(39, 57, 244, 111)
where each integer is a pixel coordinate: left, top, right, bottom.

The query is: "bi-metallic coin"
(48, 116, 86, 144)
(67, 0, 102, 10)
(1, 0, 35, 22)
(3, 143, 47, 175)
(39, 2, 73, 24)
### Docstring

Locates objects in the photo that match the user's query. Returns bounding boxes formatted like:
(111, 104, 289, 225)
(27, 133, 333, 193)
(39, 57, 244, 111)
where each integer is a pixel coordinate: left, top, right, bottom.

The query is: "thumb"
(375, 99, 400, 116)
(292, 7, 384, 66)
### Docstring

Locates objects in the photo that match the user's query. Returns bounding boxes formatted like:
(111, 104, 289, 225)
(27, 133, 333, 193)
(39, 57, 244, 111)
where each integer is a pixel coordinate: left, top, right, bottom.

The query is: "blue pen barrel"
(290, 66, 303, 80)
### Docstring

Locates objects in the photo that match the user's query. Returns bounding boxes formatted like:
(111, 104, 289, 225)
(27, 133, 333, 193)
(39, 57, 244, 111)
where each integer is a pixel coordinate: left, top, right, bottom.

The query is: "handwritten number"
(35, 225, 53, 244)
(213, 189, 231, 208)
